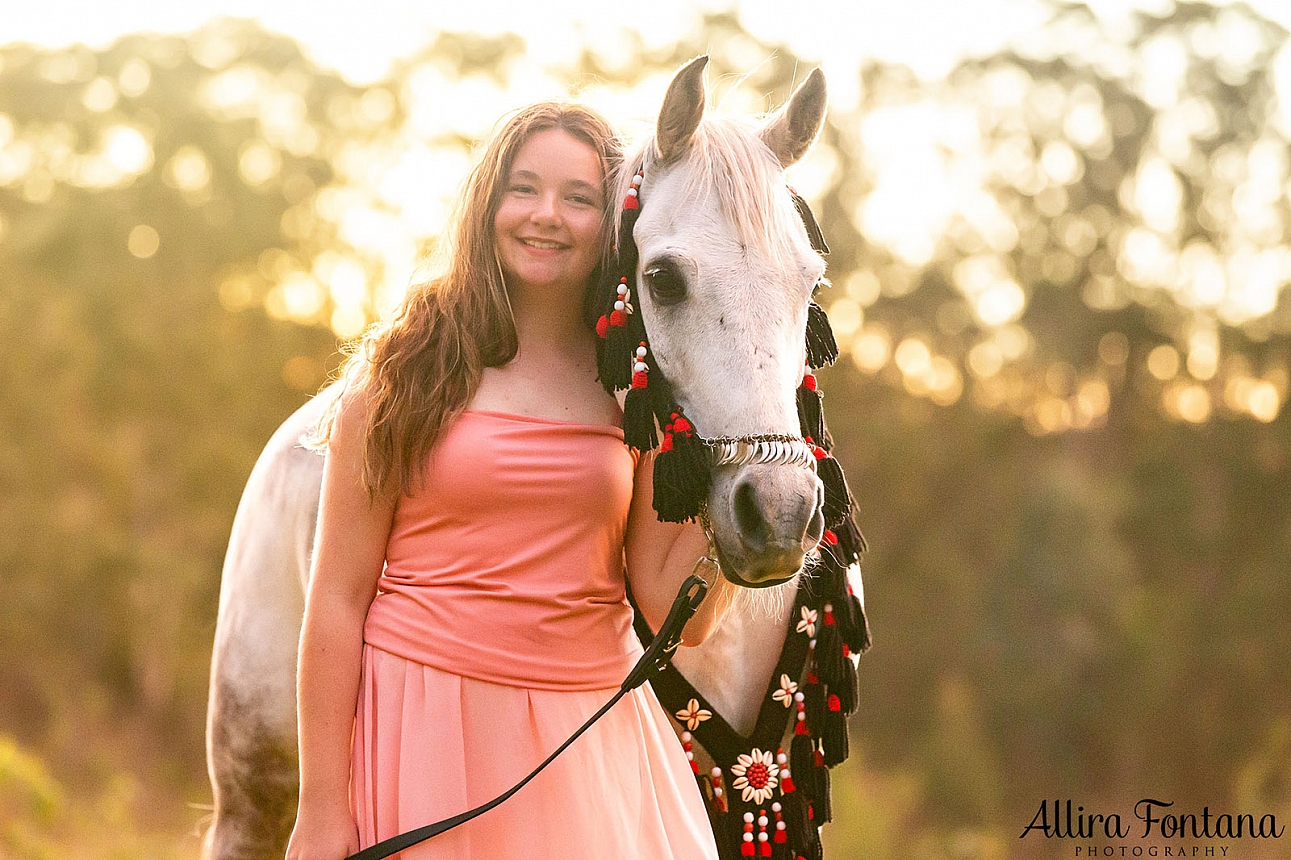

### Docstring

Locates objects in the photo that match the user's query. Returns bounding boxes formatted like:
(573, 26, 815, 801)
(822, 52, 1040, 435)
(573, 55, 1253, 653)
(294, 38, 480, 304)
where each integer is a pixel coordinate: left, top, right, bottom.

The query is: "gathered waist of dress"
(363, 579, 644, 690)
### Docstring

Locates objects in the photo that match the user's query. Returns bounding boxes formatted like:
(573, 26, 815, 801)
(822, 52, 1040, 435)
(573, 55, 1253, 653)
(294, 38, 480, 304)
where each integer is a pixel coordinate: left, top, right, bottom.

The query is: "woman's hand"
(285, 802, 360, 860)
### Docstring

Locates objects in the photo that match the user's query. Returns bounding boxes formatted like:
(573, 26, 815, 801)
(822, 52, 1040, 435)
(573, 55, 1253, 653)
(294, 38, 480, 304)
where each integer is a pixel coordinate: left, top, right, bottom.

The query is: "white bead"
(634, 362, 647, 373)
(797, 712, 806, 721)
(711, 767, 722, 778)
(686, 752, 694, 760)
(714, 787, 723, 796)
(743, 813, 755, 823)
(776, 822, 786, 831)
(794, 692, 804, 702)
(772, 802, 782, 813)
(617, 284, 628, 295)
(681, 731, 691, 742)
(631, 174, 642, 186)
(758, 833, 769, 842)
(743, 834, 754, 843)
(627, 187, 638, 196)
(825, 603, 833, 613)
(777, 753, 788, 764)
(635, 346, 648, 358)
(758, 816, 768, 827)
(614, 300, 625, 311)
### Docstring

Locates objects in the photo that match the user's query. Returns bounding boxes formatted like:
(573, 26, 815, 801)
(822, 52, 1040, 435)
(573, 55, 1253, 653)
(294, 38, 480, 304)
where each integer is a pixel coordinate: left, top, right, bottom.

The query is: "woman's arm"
(625, 451, 738, 646)
(287, 391, 395, 860)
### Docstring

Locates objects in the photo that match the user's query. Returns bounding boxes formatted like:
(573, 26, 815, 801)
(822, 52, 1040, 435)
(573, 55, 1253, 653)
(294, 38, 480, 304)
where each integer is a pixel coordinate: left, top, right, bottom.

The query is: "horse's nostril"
(733, 479, 769, 552)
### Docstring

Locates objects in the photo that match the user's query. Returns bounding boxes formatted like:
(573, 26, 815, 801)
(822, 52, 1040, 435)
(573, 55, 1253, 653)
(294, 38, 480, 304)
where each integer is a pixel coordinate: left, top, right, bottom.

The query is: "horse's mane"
(613, 117, 804, 265)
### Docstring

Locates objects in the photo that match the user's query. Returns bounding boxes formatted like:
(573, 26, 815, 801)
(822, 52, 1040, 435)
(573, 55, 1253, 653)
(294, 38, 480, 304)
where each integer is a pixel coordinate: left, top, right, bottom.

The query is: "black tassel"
(622, 386, 657, 451)
(791, 190, 830, 255)
(600, 277, 635, 391)
(821, 696, 849, 769)
(832, 652, 859, 716)
(803, 673, 826, 737)
(781, 789, 815, 857)
(805, 301, 839, 368)
(790, 733, 817, 805)
(814, 615, 848, 691)
(796, 380, 826, 448)
(652, 411, 710, 523)
(841, 591, 872, 655)
(810, 543, 847, 603)
(835, 515, 868, 558)
(813, 758, 833, 823)
(815, 451, 853, 528)
(617, 200, 641, 276)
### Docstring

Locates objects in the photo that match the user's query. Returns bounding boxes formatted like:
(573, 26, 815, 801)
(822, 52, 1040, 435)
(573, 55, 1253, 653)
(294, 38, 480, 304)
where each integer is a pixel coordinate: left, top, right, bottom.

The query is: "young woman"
(285, 102, 733, 860)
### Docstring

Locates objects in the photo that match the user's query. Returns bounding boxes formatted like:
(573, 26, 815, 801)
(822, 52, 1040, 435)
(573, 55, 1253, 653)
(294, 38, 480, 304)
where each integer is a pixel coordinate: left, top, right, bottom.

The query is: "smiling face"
(493, 128, 607, 301)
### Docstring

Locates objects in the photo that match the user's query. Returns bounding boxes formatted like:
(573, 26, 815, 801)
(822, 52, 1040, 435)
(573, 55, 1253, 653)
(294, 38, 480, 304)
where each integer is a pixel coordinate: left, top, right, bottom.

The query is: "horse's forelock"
(614, 118, 807, 267)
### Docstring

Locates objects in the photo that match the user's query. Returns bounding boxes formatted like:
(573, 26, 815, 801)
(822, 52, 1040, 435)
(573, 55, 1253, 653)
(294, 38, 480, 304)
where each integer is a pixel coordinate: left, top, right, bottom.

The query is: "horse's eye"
(644, 263, 687, 306)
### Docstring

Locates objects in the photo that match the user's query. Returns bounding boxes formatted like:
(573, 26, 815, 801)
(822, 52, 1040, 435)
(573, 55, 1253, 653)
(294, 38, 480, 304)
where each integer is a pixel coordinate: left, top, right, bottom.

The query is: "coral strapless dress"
(352, 410, 718, 859)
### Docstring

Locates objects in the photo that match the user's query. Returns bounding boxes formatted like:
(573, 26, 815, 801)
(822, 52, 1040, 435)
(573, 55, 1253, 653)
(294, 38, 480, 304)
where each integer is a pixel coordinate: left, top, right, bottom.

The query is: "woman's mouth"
(519, 238, 568, 250)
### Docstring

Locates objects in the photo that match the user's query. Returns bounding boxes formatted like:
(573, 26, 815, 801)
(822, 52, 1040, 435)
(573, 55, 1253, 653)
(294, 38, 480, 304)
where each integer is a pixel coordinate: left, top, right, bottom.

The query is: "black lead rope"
(344, 574, 711, 860)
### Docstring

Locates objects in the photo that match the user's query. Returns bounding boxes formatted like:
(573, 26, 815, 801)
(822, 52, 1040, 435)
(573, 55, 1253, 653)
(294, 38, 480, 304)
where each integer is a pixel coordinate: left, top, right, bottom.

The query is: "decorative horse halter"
(595, 155, 872, 860)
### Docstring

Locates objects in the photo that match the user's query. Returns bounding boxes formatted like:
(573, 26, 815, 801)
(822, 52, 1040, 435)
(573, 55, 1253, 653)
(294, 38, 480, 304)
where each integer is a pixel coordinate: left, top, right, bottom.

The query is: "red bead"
(822, 529, 837, 545)
(802, 373, 817, 391)
(595, 315, 609, 338)
(673, 416, 693, 433)
(828, 694, 841, 712)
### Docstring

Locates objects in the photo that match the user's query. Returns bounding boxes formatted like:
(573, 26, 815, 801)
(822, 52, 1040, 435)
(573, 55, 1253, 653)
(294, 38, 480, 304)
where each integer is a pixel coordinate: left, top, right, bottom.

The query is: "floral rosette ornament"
(730, 749, 780, 805)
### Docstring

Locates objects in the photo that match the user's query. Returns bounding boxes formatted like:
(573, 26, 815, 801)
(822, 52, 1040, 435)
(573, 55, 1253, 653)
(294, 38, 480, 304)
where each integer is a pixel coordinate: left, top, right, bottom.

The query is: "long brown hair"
(315, 102, 621, 499)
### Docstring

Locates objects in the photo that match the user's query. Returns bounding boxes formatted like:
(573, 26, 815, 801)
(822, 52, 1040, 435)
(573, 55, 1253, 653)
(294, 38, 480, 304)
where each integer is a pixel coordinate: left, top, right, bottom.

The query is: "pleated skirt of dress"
(351, 644, 720, 860)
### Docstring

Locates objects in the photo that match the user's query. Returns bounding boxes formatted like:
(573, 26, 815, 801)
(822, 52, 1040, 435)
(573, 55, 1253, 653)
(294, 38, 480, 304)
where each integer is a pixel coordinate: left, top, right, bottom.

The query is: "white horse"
(205, 57, 861, 859)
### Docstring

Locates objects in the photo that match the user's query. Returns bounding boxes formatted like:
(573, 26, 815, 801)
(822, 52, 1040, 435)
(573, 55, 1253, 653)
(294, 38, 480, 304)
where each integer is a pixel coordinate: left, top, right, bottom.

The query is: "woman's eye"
(644, 263, 687, 306)
(510, 184, 535, 194)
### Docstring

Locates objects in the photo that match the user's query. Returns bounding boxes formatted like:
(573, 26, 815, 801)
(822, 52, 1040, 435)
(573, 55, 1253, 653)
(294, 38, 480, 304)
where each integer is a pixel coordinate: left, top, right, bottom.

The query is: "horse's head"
(624, 57, 832, 587)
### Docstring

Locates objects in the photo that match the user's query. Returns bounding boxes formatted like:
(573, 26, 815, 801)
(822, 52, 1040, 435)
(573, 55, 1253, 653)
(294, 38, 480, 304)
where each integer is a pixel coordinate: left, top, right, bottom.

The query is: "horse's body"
(205, 57, 862, 860)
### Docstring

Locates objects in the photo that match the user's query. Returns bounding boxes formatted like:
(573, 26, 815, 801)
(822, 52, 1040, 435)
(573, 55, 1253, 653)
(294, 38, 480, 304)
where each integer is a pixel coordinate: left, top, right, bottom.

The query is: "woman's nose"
(531, 192, 561, 224)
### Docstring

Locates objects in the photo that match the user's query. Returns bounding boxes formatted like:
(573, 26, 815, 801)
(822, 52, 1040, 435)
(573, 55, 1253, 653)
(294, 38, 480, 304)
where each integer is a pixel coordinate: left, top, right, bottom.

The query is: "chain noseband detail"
(703, 434, 816, 469)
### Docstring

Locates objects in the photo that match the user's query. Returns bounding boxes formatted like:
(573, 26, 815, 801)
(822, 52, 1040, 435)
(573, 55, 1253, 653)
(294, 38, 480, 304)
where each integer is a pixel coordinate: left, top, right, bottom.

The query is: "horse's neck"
(669, 585, 795, 737)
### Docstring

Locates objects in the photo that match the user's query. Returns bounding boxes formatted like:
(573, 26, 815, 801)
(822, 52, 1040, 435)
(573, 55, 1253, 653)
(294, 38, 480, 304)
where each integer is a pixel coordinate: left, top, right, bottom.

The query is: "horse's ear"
(760, 67, 827, 168)
(657, 55, 708, 162)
